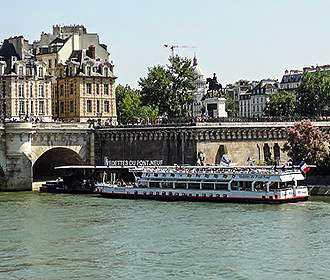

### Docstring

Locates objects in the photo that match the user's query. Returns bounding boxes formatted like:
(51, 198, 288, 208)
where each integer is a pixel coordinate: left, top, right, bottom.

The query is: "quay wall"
(308, 185, 330, 196)
(0, 124, 5, 188)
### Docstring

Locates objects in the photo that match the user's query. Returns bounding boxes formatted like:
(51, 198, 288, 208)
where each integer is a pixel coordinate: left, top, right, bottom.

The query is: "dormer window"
(104, 67, 108, 77)
(87, 66, 91, 76)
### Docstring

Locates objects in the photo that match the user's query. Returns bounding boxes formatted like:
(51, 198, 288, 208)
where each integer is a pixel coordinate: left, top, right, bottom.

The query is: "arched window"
(263, 143, 272, 162)
(274, 143, 281, 163)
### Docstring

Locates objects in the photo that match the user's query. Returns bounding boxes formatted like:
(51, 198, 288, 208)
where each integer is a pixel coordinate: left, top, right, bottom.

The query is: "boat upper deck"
(137, 166, 305, 182)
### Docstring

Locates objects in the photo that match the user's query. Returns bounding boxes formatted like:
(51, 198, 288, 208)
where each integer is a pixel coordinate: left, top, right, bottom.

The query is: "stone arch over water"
(32, 147, 84, 181)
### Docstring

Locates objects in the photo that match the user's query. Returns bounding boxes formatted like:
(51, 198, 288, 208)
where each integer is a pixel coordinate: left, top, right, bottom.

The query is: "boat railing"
(138, 166, 302, 176)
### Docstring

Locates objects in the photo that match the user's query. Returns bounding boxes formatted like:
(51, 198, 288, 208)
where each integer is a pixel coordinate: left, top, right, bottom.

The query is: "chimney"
(88, 45, 96, 59)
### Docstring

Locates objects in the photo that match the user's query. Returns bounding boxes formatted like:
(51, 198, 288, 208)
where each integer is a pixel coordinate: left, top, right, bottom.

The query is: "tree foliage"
(264, 91, 296, 117)
(283, 120, 328, 164)
(225, 95, 237, 117)
(139, 55, 196, 118)
(296, 71, 330, 117)
(116, 84, 158, 124)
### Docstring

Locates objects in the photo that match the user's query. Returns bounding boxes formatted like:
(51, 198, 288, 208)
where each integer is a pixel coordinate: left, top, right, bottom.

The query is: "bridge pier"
(2, 123, 33, 191)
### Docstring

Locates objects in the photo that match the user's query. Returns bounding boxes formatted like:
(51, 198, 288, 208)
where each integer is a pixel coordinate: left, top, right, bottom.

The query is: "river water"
(0, 192, 329, 280)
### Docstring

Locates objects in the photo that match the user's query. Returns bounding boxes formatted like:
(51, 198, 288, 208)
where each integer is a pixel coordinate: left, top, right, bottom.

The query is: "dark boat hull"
(39, 181, 95, 194)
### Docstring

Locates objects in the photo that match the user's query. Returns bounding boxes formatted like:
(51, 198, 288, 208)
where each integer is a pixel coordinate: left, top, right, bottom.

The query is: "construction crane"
(164, 44, 196, 57)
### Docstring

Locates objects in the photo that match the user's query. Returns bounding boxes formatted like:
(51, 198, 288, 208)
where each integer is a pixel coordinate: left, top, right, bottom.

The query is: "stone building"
(55, 48, 116, 124)
(190, 55, 207, 117)
(280, 65, 330, 93)
(225, 80, 254, 117)
(34, 25, 112, 118)
(239, 79, 279, 118)
(35, 24, 110, 77)
(0, 37, 52, 121)
(280, 70, 302, 92)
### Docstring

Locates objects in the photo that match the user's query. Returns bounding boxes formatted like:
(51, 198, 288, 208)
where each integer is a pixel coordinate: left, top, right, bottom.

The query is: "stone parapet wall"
(96, 124, 290, 166)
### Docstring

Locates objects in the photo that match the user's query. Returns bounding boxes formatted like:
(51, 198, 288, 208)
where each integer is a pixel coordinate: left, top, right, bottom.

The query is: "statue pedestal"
(204, 97, 228, 118)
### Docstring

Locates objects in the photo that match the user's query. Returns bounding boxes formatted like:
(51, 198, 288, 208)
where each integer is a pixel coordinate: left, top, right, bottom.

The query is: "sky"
(2, 0, 330, 88)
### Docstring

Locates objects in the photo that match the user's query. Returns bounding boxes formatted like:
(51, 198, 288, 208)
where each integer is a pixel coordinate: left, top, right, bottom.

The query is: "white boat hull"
(95, 185, 309, 204)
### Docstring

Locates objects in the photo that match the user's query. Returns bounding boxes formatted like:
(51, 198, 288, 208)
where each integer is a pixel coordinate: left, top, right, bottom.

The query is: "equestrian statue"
(206, 73, 223, 98)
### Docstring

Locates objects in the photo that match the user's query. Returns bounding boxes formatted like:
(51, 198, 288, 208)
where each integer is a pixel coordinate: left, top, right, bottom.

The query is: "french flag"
(299, 160, 310, 174)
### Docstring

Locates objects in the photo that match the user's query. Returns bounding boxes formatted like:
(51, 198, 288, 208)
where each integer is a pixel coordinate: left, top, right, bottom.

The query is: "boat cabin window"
(188, 183, 201, 190)
(269, 182, 278, 190)
(255, 182, 266, 190)
(175, 182, 187, 189)
(279, 181, 294, 189)
(202, 183, 214, 190)
(149, 181, 161, 188)
(239, 181, 252, 191)
(231, 181, 239, 190)
(163, 181, 173, 189)
(215, 183, 228, 190)
(139, 180, 148, 188)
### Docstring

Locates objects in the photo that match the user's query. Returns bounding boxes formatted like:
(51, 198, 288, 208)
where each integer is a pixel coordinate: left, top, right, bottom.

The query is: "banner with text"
(104, 157, 164, 167)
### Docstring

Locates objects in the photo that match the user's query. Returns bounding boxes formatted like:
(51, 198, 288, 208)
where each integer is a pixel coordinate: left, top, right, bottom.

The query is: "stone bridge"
(2, 121, 330, 191)
(0, 122, 94, 191)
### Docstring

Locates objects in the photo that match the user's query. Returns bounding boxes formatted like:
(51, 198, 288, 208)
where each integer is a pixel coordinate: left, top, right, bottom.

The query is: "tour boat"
(95, 165, 310, 204)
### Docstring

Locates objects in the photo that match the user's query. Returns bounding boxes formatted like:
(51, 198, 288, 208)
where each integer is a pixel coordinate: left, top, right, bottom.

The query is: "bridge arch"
(33, 147, 84, 181)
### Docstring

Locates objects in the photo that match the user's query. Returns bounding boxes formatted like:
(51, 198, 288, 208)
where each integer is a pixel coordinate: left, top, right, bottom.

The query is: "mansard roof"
(248, 79, 279, 95)
(0, 40, 20, 60)
(68, 50, 83, 63)
(60, 49, 116, 79)
(281, 73, 302, 84)
(49, 37, 68, 46)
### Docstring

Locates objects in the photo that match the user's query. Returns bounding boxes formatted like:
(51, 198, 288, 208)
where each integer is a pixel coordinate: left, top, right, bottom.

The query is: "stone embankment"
(308, 185, 330, 196)
(305, 176, 330, 195)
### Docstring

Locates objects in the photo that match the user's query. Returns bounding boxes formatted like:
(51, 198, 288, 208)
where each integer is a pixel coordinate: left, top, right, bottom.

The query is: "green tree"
(296, 71, 330, 117)
(283, 120, 328, 164)
(116, 84, 157, 124)
(225, 95, 237, 117)
(139, 55, 196, 118)
(264, 91, 296, 117)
